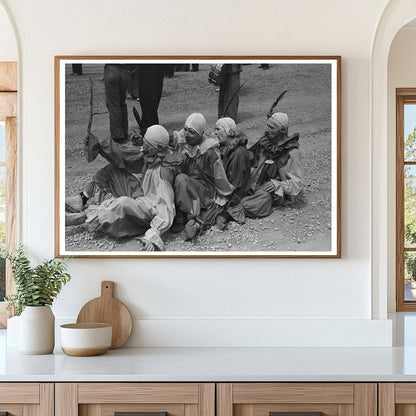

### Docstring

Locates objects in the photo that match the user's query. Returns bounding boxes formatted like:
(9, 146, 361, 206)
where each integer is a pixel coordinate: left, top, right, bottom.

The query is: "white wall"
(0, 0, 394, 347)
(387, 26, 416, 312)
(0, 3, 16, 61)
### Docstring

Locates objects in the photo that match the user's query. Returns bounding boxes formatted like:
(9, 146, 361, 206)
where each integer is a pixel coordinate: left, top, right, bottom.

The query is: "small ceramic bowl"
(60, 323, 112, 356)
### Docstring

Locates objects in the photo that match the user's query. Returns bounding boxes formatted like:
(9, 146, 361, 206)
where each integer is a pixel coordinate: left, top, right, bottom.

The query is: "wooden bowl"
(60, 323, 112, 356)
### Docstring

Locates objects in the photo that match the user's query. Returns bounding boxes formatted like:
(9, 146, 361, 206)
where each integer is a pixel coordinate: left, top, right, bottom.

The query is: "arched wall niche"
(371, 0, 416, 317)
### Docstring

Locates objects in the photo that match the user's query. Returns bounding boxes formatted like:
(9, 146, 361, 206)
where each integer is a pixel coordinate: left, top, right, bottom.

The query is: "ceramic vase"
(19, 305, 55, 354)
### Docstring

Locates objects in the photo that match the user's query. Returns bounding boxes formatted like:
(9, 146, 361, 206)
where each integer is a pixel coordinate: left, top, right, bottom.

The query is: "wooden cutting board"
(76, 281, 133, 349)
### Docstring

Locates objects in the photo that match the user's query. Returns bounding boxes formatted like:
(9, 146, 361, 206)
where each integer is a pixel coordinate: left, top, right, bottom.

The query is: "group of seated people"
(65, 111, 304, 251)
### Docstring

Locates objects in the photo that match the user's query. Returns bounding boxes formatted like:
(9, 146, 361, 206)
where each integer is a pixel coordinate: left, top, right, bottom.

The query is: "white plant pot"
(19, 306, 55, 354)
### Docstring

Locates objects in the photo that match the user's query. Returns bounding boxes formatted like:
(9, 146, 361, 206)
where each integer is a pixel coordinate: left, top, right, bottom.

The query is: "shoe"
(180, 219, 202, 241)
(65, 212, 86, 226)
(65, 194, 84, 213)
(84, 133, 100, 162)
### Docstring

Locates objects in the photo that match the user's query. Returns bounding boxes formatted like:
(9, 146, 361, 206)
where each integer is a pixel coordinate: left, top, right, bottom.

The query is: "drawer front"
(218, 383, 376, 416)
(0, 383, 53, 416)
(56, 383, 215, 416)
(379, 383, 416, 416)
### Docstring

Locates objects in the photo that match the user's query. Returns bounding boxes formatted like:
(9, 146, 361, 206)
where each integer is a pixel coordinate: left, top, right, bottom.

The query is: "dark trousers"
(137, 70, 164, 135)
(218, 72, 240, 122)
(104, 64, 130, 141)
(71, 64, 83, 75)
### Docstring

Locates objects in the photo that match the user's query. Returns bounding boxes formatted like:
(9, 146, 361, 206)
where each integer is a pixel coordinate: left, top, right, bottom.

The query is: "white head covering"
(215, 117, 236, 136)
(268, 112, 289, 130)
(185, 113, 206, 136)
(143, 125, 169, 149)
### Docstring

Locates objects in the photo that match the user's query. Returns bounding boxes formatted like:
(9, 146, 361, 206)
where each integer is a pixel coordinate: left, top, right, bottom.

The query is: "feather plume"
(266, 90, 287, 119)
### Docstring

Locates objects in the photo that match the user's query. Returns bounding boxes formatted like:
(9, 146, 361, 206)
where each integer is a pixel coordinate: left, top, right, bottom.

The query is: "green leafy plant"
(4, 246, 71, 316)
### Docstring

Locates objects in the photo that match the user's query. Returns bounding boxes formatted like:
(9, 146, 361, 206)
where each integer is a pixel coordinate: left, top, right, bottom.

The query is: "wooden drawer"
(55, 383, 215, 416)
(379, 383, 416, 416)
(0, 383, 53, 415)
(217, 383, 377, 416)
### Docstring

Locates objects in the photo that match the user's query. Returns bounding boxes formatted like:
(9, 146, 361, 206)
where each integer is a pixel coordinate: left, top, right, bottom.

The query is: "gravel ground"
(63, 62, 334, 254)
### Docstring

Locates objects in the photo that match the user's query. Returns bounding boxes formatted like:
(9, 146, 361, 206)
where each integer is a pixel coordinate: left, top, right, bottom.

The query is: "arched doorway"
(371, 1, 416, 317)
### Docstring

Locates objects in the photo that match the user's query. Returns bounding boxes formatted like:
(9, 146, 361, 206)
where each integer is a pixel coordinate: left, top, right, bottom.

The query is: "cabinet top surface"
(2, 343, 416, 382)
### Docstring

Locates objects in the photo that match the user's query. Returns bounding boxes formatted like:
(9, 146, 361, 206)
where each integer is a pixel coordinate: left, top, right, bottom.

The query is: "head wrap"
(143, 125, 170, 150)
(215, 117, 236, 136)
(268, 112, 289, 130)
(185, 113, 206, 136)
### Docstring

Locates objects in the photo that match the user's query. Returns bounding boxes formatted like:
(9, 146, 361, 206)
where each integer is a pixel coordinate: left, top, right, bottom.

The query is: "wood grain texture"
(236, 405, 253, 416)
(5, 116, 17, 293)
(76, 281, 133, 348)
(0, 405, 24, 415)
(55, 383, 78, 416)
(353, 383, 377, 416)
(79, 404, 101, 416)
(397, 93, 406, 311)
(337, 404, 354, 416)
(0, 116, 17, 327)
(199, 384, 215, 416)
(54, 56, 61, 258)
(100, 403, 185, 416)
(78, 383, 199, 404)
(39, 383, 54, 416)
(379, 383, 395, 416)
(395, 383, 416, 403)
(0, 92, 16, 121)
(233, 383, 353, 404)
(23, 403, 39, 416)
(0, 383, 39, 403)
(185, 403, 199, 416)
(336, 55, 342, 258)
(396, 405, 416, 416)
(62, 346, 109, 357)
(253, 404, 338, 416)
(0, 62, 17, 91)
(217, 384, 233, 416)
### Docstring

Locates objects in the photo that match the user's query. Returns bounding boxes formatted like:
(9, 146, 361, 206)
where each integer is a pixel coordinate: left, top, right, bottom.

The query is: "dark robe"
(220, 132, 251, 198)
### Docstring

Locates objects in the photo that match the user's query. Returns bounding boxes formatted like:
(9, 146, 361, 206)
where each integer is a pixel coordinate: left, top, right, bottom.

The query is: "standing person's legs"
(219, 72, 240, 122)
(127, 67, 140, 99)
(71, 64, 83, 75)
(137, 70, 164, 135)
(104, 65, 130, 141)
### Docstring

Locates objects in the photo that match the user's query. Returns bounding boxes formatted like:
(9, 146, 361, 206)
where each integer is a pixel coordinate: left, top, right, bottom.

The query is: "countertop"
(3, 345, 416, 382)
(3, 313, 416, 382)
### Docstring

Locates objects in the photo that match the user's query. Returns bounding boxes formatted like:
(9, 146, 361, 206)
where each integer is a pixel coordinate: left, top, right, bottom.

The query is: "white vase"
(19, 306, 55, 354)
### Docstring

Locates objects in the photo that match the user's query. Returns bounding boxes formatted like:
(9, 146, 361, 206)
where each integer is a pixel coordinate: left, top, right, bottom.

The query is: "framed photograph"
(55, 56, 341, 258)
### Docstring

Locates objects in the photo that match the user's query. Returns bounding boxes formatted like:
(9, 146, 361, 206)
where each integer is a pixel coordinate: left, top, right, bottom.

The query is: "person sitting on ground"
(219, 112, 304, 226)
(81, 125, 182, 251)
(249, 112, 304, 201)
(172, 113, 234, 241)
(65, 131, 145, 225)
(214, 117, 251, 199)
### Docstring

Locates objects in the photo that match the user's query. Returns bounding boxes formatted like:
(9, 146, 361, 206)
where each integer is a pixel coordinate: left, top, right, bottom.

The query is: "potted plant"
(4, 246, 71, 354)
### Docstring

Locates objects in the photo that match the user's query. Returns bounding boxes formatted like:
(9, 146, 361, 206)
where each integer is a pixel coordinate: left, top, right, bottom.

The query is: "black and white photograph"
(55, 57, 341, 257)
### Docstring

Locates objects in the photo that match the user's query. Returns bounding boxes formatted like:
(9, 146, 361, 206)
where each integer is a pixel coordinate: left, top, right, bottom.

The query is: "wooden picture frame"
(55, 56, 341, 258)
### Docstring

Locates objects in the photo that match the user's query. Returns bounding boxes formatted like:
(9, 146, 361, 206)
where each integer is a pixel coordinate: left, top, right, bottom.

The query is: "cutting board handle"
(101, 281, 115, 298)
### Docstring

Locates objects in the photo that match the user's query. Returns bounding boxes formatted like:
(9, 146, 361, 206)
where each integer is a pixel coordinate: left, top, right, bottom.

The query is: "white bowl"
(60, 323, 112, 356)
